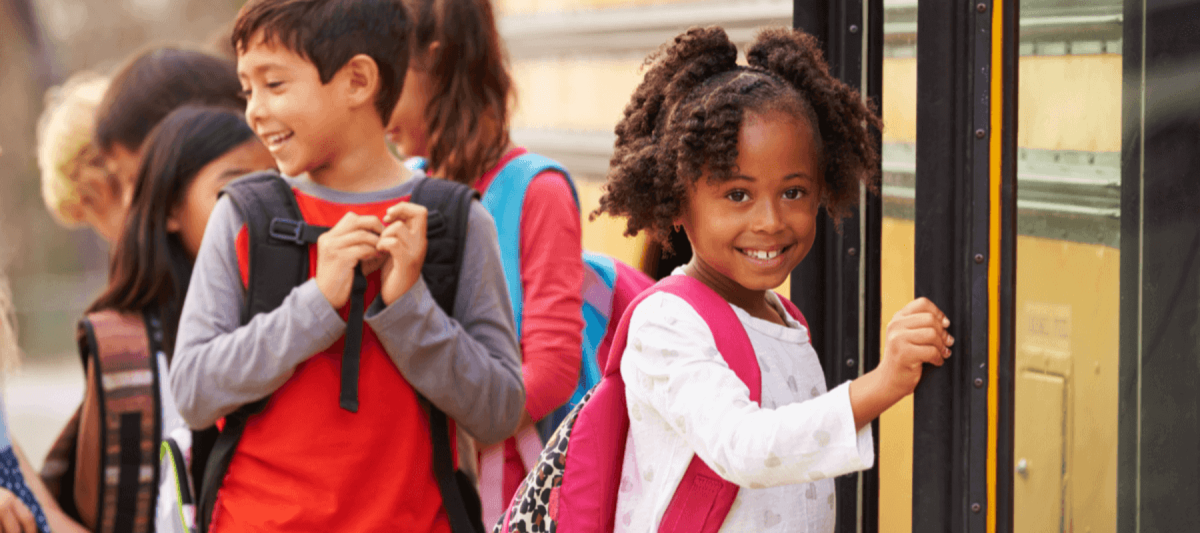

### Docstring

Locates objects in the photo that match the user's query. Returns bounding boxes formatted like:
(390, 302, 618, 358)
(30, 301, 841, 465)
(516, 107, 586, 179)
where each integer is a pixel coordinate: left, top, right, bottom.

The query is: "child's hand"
(0, 488, 36, 533)
(377, 201, 428, 306)
(849, 297, 952, 429)
(315, 212, 385, 309)
(878, 297, 953, 399)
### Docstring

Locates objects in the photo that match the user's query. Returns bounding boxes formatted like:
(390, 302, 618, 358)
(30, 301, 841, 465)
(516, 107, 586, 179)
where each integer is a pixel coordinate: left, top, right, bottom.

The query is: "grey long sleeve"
(364, 202, 524, 443)
(170, 189, 524, 443)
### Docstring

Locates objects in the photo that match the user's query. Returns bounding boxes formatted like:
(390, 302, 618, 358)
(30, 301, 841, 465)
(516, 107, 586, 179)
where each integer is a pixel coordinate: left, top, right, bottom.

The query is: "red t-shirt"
(215, 189, 454, 533)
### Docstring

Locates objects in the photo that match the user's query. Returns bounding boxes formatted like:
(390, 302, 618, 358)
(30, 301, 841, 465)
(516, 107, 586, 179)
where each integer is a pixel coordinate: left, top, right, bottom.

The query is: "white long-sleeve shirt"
(614, 278, 874, 532)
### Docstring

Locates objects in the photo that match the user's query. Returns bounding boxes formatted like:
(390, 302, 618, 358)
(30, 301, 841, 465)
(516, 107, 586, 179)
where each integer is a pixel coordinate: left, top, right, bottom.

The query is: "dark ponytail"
(410, 0, 513, 185)
(601, 26, 740, 246)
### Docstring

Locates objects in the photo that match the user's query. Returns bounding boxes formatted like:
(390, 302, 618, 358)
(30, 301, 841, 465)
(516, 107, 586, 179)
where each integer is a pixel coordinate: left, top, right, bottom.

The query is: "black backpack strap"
(197, 171, 318, 533)
(224, 171, 312, 323)
(198, 173, 480, 533)
(410, 176, 477, 314)
(410, 177, 483, 533)
(339, 263, 367, 412)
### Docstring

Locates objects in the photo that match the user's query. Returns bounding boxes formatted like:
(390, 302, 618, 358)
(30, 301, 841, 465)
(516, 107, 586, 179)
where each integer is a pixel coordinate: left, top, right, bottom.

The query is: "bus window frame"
(910, 0, 1018, 532)
(790, 0, 885, 531)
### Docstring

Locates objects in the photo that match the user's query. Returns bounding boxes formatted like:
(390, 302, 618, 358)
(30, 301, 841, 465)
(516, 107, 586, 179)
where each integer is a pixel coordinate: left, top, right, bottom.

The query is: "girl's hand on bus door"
(849, 297, 953, 430)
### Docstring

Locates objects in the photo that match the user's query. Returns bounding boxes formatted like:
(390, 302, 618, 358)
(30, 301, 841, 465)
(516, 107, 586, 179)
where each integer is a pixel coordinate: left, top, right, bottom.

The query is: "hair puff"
(595, 25, 881, 246)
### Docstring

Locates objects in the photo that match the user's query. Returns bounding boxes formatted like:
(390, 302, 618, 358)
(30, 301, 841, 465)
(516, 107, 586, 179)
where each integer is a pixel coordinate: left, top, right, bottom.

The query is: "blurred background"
(0, 0, 792, 469)
(8, 0, 1184, 531)
(1, 0, 247, 469)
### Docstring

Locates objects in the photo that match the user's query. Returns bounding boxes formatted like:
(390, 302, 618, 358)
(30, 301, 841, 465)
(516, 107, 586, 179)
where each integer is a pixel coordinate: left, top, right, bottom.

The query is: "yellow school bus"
(500, 0, 1197, 531)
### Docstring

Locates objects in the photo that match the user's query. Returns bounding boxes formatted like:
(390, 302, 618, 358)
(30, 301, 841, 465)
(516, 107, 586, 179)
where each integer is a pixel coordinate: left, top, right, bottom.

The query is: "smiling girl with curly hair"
(592, 26, 954, 531)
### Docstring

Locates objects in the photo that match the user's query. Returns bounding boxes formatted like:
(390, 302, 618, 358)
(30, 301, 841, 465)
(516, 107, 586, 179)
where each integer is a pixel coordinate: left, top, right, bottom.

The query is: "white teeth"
(264, 132, 291, 146)
(743, 249, 780, 260)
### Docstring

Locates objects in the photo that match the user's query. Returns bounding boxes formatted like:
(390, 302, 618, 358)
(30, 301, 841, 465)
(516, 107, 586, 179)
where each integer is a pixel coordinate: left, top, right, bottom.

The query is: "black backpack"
(195, 171, 484, 533)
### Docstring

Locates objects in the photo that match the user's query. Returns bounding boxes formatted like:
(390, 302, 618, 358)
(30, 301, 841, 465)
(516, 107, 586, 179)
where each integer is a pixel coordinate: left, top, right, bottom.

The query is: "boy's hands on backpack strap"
(849, 297, 953, 430)
(316, 212, 386, 309)
(379, 201, 428, 306)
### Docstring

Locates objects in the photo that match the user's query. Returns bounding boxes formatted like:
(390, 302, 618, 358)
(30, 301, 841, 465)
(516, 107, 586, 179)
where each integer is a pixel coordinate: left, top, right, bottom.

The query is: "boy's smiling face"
(237, 35, 344, 177)
(680, 111, 823, 293)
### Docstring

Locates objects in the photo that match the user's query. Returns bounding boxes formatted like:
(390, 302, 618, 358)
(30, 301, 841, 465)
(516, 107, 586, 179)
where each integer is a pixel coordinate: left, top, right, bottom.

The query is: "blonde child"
(36, 72, 121, 242)
(592, 27, 953, 531)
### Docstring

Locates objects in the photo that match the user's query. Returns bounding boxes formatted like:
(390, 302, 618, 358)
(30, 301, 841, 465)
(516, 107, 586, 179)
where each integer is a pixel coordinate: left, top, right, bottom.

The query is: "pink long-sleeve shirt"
(474, 147, 584, 422)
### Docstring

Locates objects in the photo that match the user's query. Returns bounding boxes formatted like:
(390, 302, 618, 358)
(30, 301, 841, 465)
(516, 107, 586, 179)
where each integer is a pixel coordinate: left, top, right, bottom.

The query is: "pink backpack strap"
(595, 260, 654, 373)
(556, 277, 664, 531)
(777, 293, 810, 330)
(658, 292, 809, 533)
(558, 276, 777, 532)
(652, 276, 761, 533)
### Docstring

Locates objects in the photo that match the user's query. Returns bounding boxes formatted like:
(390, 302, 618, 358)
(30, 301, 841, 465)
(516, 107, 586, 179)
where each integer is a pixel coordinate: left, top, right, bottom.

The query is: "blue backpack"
(407, 154, 652, 438)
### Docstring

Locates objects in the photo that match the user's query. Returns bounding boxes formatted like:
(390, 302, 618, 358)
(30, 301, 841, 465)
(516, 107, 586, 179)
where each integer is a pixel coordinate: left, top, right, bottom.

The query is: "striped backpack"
(494, 275, 808, 533)
(40, 310, 207, 533)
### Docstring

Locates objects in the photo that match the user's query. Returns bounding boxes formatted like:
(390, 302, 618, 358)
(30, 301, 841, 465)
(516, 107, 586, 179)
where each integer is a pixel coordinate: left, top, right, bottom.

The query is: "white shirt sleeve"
(620, 292, 874, 489)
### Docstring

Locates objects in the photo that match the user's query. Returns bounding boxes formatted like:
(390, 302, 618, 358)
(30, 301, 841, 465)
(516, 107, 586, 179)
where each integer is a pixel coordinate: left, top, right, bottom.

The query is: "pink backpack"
(494, 275, 808, 533)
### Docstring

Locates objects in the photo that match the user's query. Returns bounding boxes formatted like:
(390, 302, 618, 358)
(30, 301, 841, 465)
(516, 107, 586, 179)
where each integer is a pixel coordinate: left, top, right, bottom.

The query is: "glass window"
(1118, 1, 1200, 530)
(1012, 1, 1123, 531)
(878, 1, 918, 532)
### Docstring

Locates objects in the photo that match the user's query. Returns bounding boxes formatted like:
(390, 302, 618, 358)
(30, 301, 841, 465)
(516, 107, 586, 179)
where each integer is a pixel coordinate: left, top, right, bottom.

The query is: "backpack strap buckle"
(269, 218, 326, 245)
(268, 218, 305, 244)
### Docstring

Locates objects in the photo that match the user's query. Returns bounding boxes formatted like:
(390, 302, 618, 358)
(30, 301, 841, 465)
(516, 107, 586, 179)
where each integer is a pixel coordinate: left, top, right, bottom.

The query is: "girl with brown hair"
(387, 0, 586, 523)
(42, 106, 274, 533)
(92, 47, 244, 211)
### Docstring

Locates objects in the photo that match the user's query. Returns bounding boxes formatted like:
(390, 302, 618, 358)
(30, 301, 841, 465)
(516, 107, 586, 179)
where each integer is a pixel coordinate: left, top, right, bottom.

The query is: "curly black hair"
(594, 26, 882, 246)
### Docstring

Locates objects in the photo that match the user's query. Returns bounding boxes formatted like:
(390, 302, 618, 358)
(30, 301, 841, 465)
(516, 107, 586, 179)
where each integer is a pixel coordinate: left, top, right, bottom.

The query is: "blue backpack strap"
(480, 153, 579, 336)
(578, 252, 616, 403)
(404, 156, 428, 173)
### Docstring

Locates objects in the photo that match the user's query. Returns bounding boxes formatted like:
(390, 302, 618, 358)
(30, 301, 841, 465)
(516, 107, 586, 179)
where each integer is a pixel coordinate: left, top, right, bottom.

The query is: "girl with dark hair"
(92, 47, 244, 217)
(588, 26, 952, 531)
(387, 0, 586, 522)
(91, 105, 276, 347)
(42, 106, 273, 532)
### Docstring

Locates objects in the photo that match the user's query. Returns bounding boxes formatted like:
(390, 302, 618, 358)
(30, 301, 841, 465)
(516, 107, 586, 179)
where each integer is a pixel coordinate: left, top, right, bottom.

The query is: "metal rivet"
(849, 24, 860, 34)
(974, 378, 984, 388)
(848, 247, 858, 256)
(972, 503, 982, 513)
(975, 128, 986, 139)
(974, 253, 985, 264)
(976, 2, 987, 12)
(846, 358, 856, 368)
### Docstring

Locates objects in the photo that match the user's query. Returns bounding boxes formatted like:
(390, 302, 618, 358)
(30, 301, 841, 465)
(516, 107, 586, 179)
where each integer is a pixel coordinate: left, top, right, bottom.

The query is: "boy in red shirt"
(169, 1, 524, 531)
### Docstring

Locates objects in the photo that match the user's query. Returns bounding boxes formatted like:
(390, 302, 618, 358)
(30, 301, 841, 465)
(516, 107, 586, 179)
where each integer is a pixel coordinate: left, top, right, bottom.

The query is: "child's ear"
(340, 54, 381, 110)
(422, 41, 441, 66)
(166, 209, 182, 233)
